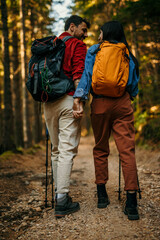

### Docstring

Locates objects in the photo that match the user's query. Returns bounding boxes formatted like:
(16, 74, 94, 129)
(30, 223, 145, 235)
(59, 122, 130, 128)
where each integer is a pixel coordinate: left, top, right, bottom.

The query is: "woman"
(73, 21, 140, 220)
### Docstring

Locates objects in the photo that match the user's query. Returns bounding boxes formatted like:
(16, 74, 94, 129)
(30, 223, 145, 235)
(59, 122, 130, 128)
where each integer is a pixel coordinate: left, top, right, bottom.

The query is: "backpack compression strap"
(62, 36, 74, 42)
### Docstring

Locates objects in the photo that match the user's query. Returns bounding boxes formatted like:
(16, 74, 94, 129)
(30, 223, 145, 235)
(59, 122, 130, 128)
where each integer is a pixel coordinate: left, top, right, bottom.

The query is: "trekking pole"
(51, 143, 54, 208)
(137, 174, 142, 199)
(118, 156, 122, 200)
(44, 127, 49, 208)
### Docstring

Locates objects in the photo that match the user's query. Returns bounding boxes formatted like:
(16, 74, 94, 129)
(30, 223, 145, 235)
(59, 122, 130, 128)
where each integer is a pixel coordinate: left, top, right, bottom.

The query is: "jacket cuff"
(73, 88, 88, 100)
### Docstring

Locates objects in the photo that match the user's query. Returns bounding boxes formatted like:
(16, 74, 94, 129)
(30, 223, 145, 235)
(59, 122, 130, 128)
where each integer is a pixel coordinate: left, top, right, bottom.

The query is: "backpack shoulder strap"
(62, 36, 74, 42)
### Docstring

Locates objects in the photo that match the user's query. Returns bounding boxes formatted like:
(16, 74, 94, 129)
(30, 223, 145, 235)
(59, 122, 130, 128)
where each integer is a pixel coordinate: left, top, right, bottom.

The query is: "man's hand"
(74, 79, 80, 89)
(73, 98, 84, 119)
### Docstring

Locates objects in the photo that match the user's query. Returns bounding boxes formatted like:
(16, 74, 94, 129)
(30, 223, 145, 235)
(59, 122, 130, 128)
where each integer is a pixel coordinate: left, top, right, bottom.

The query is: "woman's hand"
(73, 98, 84, 119)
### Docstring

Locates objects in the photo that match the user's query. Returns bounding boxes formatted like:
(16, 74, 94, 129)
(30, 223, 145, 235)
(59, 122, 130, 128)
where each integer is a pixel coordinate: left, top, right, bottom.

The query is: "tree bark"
(12, 27, 24, 147)
(19, 0, 32, 147)
(130, 21, 139, 61)
(1, 0, 15, 152)
(0, 74, 4, 154)
(30, 9, 43, 143)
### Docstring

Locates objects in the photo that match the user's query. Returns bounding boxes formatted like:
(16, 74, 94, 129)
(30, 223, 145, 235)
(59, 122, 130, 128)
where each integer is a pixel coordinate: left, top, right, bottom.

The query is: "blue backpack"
(126, 55, 140, 98)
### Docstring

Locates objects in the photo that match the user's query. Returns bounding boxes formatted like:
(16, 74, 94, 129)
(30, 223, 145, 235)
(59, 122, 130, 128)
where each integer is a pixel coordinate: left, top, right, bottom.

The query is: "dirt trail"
(0, 136, 160, 240)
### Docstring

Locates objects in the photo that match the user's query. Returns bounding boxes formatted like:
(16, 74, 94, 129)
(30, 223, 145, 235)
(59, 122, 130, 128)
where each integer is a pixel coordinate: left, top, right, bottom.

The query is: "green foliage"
(134, 110, 148, 133)
(25, 0, 55, 38)
(0, 151, 15, 160)
(135, 104, 160, 146)
(33, 144, 42, 149)
(26, 146, 41, 155)
(140, 118, 160, 144)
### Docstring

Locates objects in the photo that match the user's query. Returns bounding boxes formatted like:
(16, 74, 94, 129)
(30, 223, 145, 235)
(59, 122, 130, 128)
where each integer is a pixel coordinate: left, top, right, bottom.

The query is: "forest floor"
(0, 136, 160, 240)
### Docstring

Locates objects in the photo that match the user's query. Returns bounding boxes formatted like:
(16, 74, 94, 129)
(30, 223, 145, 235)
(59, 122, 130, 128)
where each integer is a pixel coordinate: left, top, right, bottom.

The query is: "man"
(44, 15, 90, 218)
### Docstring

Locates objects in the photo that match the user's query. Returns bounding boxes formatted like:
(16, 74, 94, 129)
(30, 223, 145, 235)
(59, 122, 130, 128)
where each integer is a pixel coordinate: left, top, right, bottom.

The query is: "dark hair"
(101, 21, 139, 75)
(64, 15, 90, 31)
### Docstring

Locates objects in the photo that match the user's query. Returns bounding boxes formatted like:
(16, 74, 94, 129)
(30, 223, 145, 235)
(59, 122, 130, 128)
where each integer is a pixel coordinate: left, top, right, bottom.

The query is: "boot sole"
(98, 200, 110, 209)
(55, 205, 80, 218)
(124, 209, 139, 220)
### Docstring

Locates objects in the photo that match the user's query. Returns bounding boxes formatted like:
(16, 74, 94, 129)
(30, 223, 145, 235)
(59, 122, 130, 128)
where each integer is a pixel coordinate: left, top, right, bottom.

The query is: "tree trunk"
(12, 27, 24, 147)
(30, 9, 43, 143)
(19, 0, 32, 147)
(0, 74, 4, 154)
(130, 21, 139, 61)
(0, 34, 4, 152)
(1, 0, 15, 152)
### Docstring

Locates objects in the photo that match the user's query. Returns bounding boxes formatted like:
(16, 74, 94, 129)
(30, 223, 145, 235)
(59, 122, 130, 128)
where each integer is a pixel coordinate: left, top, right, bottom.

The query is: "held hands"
(73, 98, 84, 119)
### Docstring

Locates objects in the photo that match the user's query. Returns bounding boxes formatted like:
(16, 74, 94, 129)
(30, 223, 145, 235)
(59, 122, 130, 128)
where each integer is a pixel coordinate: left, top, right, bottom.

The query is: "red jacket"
(59, 32, 87, 95)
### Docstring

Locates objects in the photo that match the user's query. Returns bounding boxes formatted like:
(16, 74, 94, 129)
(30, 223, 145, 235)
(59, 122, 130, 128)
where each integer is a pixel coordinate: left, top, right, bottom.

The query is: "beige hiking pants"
(44, 95, 81, 194)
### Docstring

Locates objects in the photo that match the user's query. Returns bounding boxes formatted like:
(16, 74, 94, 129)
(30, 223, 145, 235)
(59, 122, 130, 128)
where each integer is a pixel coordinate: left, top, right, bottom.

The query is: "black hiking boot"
(97, 184, 110, 208)
(55, 194, 80, 218)
(124, 191, 139, 220)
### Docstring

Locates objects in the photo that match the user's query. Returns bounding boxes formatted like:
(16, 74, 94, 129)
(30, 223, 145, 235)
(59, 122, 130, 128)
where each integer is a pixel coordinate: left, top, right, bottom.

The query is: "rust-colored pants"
(91, 92, 138, 191)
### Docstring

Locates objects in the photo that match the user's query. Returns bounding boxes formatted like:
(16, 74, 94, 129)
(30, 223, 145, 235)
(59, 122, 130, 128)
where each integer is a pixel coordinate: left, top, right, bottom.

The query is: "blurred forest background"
(0, 0, 160, 154)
